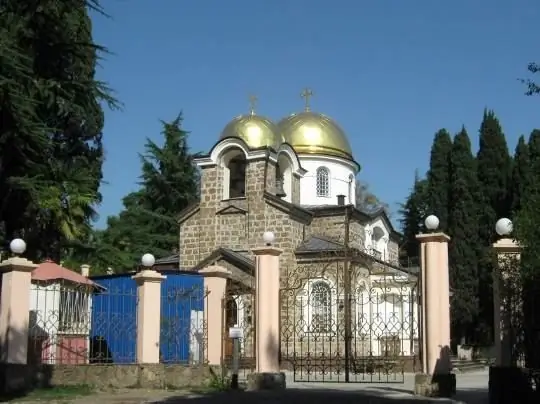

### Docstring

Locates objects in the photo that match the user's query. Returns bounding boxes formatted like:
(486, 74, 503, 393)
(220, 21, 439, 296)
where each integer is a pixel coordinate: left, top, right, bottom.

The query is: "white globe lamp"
(141, 253, 155, 268)
(9, 238, 26, 255)
(495, 218, 513, 236)
(425, 215, 440, 231)
(262, 231, 275, 246)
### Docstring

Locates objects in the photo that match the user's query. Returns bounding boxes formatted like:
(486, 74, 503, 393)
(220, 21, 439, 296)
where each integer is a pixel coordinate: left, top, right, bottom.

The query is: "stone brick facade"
(178, 145, 403, 278)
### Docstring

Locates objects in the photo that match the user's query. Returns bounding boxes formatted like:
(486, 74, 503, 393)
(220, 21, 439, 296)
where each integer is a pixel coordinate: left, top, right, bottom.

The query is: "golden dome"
(278, 111, 354, 160)
(220, 114, 281, 149)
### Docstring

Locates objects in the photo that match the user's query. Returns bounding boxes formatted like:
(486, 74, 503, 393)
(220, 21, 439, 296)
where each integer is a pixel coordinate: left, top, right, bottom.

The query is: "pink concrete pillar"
(132, 269, 166, 364)
(492, 238, 521, 367)
(252, 245, 282, 374)
(199, 265, 231, 366)
(416, 232, 451, 376)
(0, 256, 37, 364)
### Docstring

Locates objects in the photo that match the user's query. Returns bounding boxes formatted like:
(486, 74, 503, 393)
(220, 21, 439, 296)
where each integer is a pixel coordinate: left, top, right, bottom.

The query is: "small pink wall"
(56, 335, 88, 364)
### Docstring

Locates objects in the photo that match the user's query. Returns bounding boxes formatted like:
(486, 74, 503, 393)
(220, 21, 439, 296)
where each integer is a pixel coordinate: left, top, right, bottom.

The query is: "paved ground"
(7, 371, 489, 404)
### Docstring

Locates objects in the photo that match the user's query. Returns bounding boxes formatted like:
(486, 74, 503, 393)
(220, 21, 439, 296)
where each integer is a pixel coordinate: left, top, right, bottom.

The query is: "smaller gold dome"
(278, 111, 354, 160)
(220, 114, 281, 150)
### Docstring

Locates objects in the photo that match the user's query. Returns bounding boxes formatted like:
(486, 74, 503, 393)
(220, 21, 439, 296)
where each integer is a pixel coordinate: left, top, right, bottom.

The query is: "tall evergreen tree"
(426, 129, 452, 230)
(447, 127, 480, 344)
(399, 171, 428, 264)
(514, 129, 540, 368)
(510, 135, 531, 214)
(71, 115, 200, 272)
(137, 114, 200, 255)
(476, 109, 512, 342)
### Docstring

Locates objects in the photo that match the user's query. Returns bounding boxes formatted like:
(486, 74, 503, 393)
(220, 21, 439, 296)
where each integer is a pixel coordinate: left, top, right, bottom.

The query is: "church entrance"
(279, 260, 419, 384)
(222, 287, 256, 377)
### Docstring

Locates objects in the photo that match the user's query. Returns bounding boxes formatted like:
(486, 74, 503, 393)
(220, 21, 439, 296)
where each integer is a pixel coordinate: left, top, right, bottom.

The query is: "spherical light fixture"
(262, 231, 275, 246)
(495, 218, 513, 236)
(425, 215, 440, 231)
(9, 238, 26, 255)
(141, 253, 155, 268)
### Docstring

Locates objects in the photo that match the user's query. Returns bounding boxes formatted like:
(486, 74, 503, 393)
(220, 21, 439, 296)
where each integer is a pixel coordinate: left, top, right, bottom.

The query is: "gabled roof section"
(191, 247, 254, 272)
(295, 235, 345, 253)
(363, 207, 402, 241)
(263, 191, 313, 225)
(177, 202, 200, 224)
(155, 253, 179, 265)
(216, 205, 247, 215)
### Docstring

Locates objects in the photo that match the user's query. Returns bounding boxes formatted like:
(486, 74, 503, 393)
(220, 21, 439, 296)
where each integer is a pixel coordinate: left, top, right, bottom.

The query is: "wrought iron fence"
(160, 285, 207, 364)
(28, 278, 138, 365)
(222, 282, 256, 381)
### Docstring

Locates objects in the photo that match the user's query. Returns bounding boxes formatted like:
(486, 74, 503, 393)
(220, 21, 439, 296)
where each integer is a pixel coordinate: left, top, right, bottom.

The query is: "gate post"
(132, 262, 166, 364)
(0, 239, 37, 393)
(492, 218, 521, 367)
(247, 231, 286, 391)
(199, 265, 231, 366)
(415, 215, 455, 397)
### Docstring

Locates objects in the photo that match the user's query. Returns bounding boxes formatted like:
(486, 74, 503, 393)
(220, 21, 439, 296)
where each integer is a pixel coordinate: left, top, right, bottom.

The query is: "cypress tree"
(476, 109, 512, 343)
(448, 127, 480, 344)
(510, 135, 531, 214)
(426, 129, 452, 230)
(399, 171, 428, 264)
(514, 130, 540, 368)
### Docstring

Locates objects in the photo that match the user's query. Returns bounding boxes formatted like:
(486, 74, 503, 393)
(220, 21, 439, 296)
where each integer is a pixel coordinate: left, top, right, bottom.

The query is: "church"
(173, 90, 420, 381)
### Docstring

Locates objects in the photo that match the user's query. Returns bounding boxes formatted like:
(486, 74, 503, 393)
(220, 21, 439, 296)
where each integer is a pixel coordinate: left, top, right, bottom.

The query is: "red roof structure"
(32, 260, 99, 288)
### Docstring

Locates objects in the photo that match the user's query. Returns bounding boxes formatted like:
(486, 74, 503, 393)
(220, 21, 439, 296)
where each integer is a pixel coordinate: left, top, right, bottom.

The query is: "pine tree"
(476, 109, 512, 343)
(137, 114, 200, 256)
(399, 171, 428, 264)
(79, 115, 201, 272)
(447, 128, 480, 344)
(426, 129, 452, 230)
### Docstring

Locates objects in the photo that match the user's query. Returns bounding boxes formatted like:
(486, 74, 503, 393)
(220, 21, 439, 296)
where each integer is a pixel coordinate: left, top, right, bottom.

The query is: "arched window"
(316, 167, 330, 197)
(228, 156, 246, 198)
(310, 281, 332, 332)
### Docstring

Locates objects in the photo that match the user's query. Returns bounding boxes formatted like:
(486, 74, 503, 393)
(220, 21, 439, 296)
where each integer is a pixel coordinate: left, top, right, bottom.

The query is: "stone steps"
(451, 357, 489, 373)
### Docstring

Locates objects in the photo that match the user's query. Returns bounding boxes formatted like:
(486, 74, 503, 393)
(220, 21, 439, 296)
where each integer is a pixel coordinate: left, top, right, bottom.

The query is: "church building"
(175, 90, 419, 376)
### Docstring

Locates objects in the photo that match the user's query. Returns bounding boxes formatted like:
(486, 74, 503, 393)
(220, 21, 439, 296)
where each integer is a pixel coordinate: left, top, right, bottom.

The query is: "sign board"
(229, 326, 243, 339)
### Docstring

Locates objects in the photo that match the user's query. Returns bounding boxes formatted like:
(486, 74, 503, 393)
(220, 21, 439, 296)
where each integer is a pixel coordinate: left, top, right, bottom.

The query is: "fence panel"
(28, 279, 138, 365)
(160, 284, 207, 364)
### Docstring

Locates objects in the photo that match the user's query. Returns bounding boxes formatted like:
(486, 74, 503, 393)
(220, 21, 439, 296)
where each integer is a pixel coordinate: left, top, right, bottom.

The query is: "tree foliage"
(475, 109, 512, 342)
(398, 171, 427, 263)
(67, 115, 200, 273)
(522, 62, 540, 96)
(426, 129, 452, 230)
(0, 1, 115, 261)
(447, 127, 480, 344)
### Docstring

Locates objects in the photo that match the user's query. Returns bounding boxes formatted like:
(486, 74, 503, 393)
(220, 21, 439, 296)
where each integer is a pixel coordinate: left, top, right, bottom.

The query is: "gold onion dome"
(219, 95, 282, 149)
(278, 89, 354, 160)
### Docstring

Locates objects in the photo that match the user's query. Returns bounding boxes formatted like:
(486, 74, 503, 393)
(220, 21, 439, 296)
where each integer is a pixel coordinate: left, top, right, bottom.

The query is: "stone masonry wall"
(2, 364, 218, 392)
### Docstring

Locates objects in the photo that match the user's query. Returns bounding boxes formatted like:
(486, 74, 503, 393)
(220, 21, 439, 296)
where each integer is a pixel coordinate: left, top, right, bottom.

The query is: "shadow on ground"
(156, 387, 488, 403)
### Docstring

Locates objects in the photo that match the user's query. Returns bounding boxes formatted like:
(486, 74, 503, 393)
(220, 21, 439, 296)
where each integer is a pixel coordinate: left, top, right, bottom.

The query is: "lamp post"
(9, 238, 27, 256)
(425, 215, 440, 232)
(141, 253, 156, 269)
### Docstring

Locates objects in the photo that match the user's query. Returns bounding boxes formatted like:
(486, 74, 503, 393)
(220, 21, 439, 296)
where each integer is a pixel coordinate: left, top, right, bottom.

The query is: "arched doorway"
(224, 297, 238, 358)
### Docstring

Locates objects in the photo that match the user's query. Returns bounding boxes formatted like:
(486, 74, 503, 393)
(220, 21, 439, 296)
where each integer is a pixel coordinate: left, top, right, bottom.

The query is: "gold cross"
(301, 88, 314, 112)
(249, 94, 258, 115)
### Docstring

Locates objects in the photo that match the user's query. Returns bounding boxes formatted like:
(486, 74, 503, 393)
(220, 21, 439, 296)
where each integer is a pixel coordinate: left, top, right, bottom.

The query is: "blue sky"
(92, 0, 540, 229)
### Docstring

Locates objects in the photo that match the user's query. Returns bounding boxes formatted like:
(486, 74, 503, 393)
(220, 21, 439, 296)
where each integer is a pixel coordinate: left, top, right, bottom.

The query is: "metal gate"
(222, 281, 256, 381)
(280, 255, 419, 383)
